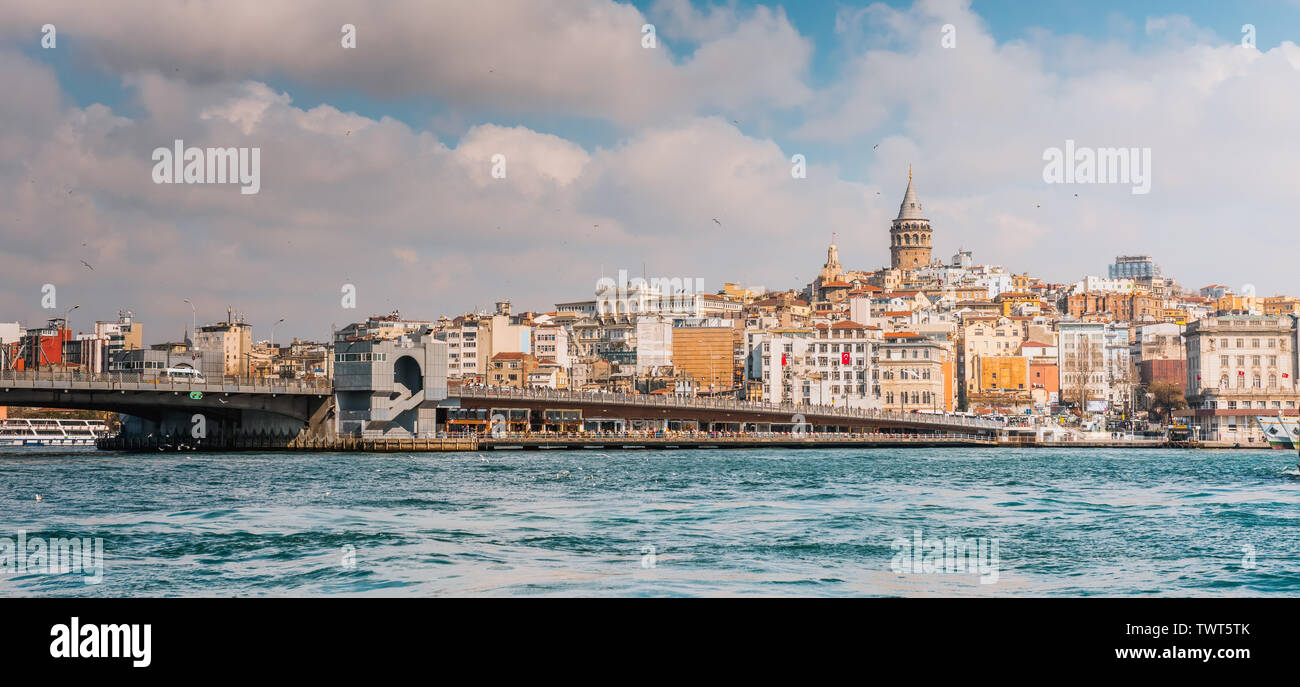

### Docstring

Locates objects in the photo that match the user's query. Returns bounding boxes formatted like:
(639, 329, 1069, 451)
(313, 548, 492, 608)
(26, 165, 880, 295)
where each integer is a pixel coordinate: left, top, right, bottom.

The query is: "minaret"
(889, 166, 932, 270)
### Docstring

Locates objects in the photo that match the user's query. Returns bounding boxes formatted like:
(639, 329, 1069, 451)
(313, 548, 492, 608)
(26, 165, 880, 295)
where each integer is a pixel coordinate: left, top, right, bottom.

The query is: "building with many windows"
(877, 333, 948, 412)
(1181, 315, 1300, 442)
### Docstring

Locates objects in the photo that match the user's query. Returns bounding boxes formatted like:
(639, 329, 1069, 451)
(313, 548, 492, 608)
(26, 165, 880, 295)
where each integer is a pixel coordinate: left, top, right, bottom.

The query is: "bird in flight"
(712, 218, 722, 227)
(80, 260, 94, 271)
(873, 143, 879, 150)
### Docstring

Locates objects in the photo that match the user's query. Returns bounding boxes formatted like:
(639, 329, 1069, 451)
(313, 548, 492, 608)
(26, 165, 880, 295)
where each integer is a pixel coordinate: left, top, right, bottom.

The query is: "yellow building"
(1215, 294, 1258, 314)
(997, 292, 1040, 316)
(1261, 295, 1300, 317)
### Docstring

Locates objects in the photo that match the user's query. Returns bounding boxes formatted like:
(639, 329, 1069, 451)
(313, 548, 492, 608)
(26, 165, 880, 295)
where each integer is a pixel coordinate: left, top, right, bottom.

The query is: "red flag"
(1285, 373, 1290, 378)
(1239, 371, 1245, 375)
(781, 353, 787, 366)
(841, 351, 851, 365)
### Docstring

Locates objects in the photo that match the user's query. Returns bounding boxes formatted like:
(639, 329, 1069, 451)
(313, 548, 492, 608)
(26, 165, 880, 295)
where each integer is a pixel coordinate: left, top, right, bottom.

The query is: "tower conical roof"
(896, 167, 926, 220)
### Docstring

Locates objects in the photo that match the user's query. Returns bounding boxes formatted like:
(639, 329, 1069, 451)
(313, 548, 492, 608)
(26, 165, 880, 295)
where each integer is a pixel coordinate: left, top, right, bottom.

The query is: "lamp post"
(270, 318, 285, 349)
(183, 299, 196, 340)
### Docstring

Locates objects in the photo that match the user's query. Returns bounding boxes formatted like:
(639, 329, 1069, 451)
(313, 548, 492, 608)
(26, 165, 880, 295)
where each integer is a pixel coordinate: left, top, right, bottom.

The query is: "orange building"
(671, 326, 737, 393)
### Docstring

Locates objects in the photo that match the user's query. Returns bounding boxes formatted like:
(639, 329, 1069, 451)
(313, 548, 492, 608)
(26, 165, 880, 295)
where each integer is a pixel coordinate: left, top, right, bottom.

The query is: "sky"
(2, 0, 1299, 342)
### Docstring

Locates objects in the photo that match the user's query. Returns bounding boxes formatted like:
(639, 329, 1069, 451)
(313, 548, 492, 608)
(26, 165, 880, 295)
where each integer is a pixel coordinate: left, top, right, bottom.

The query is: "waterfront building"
(531, 322, 571, 369)
(958, 315, 1031, 405)
(672, 323, 739, 394)
(0, 322, 22, 370)
(1181, 314, 1300, 442)
(489, 352, 538, 389)
(747, 321, 879, 409)
(877, 333, 949, 412)
(192, 308, 253, 377)
(1057, 321, 1109, 412)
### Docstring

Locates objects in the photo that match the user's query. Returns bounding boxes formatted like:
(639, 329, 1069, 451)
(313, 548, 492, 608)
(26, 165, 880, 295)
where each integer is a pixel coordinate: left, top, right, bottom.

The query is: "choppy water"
(2, 446, 1298, 596)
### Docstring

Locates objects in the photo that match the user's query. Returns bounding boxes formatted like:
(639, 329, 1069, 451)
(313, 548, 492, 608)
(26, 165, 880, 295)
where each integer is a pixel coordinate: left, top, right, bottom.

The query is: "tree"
(1146, 381, 1187, 424)
(1067, 333, 1099, 414)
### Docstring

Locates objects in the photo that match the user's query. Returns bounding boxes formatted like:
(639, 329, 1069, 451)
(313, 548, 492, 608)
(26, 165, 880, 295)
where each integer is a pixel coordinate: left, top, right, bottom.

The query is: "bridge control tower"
(333, 331, 448, 437)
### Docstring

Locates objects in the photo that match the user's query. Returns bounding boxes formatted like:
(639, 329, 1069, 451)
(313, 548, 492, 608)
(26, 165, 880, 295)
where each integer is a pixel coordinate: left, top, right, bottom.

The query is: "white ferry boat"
(1253, 415, 1300, 450)
(0, 418, 112, 447)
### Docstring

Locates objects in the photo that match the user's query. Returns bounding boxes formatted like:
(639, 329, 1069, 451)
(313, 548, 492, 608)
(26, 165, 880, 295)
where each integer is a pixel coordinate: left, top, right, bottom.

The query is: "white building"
(532, 323, 570, 368)
(634, 316, 673, 373)
(747, 321, 880, 409)
(1071, 276, 1138, 295)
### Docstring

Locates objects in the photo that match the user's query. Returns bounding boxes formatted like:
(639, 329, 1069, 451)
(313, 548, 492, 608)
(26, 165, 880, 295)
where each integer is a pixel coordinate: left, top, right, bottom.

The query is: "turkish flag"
(1285, 373, 1291, 378)
(781, 353, 787, 366)
(1239, 371, 1245, 375)
(1196, 376, 1201, 380)
(841, 351, 851, 365)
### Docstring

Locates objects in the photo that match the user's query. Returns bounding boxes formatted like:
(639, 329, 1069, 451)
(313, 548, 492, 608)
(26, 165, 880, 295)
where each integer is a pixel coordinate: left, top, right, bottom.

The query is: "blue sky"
(3, 0, 1300, 340)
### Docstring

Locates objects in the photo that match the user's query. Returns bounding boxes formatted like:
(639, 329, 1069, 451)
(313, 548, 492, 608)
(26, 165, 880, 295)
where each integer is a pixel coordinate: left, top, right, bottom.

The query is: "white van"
(162, 367, 205, 383)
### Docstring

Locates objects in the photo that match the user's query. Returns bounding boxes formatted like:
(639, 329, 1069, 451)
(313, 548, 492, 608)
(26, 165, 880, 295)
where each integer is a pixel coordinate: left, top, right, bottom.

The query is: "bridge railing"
(454, 386, 1005, 430)
(0, 369, 330, 393)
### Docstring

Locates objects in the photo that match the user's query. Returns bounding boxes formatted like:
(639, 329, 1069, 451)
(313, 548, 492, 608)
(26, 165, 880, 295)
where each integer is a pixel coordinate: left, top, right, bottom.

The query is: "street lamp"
(183, 299, 196, 340)
(270, 318, 285, 349)
(64, 304, 80, 332)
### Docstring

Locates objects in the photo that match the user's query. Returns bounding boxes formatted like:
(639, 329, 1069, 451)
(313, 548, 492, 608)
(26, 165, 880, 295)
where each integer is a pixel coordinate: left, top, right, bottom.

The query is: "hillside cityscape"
(4, 171, 1294, 445)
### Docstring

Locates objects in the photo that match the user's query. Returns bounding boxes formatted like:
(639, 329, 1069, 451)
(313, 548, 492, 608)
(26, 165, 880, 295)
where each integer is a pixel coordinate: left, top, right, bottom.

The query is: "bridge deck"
(0, 371, 330, 395)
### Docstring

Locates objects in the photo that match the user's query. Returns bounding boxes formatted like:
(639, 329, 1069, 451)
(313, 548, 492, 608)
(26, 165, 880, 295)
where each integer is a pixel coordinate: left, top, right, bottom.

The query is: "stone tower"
(889, 167, 932, 270)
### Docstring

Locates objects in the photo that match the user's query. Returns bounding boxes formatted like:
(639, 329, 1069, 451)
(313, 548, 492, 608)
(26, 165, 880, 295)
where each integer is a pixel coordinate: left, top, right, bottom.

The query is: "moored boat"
(1253, 415, 1299, 450)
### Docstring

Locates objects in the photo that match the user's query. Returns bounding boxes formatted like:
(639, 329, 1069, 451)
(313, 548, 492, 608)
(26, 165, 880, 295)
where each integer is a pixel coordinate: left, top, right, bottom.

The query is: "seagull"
(345, 130, 351, 136)
(712, 218, 722, 227)
(35, 495, 42, 502)
(80, 259, 94, 271)
(218, 398, 228, 404)
(873, 143, 879, 150)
